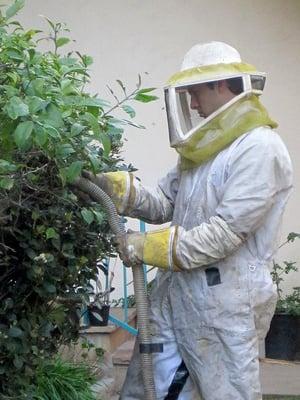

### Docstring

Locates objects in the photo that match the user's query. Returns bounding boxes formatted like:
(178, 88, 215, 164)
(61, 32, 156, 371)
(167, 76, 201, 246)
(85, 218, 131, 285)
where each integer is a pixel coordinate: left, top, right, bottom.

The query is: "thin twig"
(22, 163, 48, 176)
(103, 87, 139, 117)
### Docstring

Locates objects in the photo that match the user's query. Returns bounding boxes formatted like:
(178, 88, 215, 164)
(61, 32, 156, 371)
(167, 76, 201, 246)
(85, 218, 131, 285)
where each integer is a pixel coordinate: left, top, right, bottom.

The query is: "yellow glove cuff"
(105, 172, 136, 214)
(143, 227, 174, 269)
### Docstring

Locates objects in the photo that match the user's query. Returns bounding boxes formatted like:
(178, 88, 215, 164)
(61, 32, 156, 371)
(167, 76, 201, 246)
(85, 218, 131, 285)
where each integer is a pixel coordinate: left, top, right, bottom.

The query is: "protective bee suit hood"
(164, 41, 277, 169)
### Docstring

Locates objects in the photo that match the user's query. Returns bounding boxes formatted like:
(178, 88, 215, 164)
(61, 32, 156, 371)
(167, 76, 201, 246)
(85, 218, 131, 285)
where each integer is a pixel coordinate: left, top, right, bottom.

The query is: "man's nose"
(190, 94, 198, 110)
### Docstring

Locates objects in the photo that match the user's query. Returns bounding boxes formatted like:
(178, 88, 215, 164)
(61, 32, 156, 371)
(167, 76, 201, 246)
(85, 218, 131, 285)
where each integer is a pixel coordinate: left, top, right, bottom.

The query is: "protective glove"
(73, 170, 134, 214)
(114, 230, 145, 267)
(114, 227, 176, 269)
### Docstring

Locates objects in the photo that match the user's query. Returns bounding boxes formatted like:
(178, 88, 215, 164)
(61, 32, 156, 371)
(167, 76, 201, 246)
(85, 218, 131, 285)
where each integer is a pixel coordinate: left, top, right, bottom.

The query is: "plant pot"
(265, 313, 298, 360)
(88, 304, 110, 326)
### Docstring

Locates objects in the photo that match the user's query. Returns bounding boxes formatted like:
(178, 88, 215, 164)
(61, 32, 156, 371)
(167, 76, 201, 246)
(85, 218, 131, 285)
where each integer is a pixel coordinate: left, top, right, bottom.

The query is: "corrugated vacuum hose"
(75, 177, 157, 400)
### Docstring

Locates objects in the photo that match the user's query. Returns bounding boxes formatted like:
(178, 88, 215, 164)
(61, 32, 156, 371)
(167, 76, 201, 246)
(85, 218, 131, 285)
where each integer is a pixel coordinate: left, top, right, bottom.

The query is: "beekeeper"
(82, 41, 293, 400)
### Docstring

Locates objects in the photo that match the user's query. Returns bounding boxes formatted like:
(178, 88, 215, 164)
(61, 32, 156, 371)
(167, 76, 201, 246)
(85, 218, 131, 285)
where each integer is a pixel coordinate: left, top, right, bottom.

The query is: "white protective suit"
(120, 126, 293, 399)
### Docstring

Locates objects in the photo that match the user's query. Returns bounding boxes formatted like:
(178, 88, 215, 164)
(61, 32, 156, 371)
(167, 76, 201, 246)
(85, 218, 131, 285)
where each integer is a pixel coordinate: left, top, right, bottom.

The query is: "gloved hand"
(114, 227, 176, 270)
(73, 170, 132, 214)
(114, 230, 145, 267)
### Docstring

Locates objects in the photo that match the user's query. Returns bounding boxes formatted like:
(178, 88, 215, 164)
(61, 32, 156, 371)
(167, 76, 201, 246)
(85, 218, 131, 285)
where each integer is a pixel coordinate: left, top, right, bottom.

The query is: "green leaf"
(121, 118, 145, 129)
(70, 123, 85, 137)
(287, 232, 300, 242)
(83, 112, 100, 135)
(31, 210, 40, 221)
(44, 124, 61, 139)
(60, 79, 77, 96)
(82, 55, 93, 66)
(24, 29, 42, 39)
(116, 79, 126, 94)
(5, 96, 29, 120)
(56, 37, 71, 48)
(41, 15, 55, 31)
(43, 282, 56, 293)
(84, 113, 111, 155)
(55, 143, 75, 159)
(5, 0, 25, 19)
(25, 78, 45, 97)
(4, 298, 14, 310)
(81, 208, 94, 225)
(93, 210, 104, 224)
(49, 306, 66, 325)
(136, 87, 156, 94)
(6, 48, 23, 61)
(27, 96, 47, 113)
(62, 66, 89, 77)
(45, 228, 59, 240)
(65, 160, 84, 183)
(34, 126, 48, 147)
(99, 132, 111, 157)
(13, 357, 24, 370)
(0, 160, 17, 173)
(122, 105, 136, 118)
(6, 72, 19, 86)
(63, 96, 109, 108)
(43, 104, 64, 128)
(106, 122, 123, 137)
(0, 177, 14, 190)
(13, 121, 34, 149)
(134, 93, 158, 103)
(8, 326, 23, 338)
(88, 154, 100, 173)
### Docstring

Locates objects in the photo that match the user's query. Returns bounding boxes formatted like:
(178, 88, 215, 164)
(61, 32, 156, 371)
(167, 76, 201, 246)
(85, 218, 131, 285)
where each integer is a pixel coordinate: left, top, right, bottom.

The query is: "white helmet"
(165, 41, 266, 147)
(181, 41, 241, 71)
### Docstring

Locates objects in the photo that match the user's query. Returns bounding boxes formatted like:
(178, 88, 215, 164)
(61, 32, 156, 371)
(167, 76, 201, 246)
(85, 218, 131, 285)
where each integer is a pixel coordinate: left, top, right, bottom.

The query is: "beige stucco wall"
(18, 0, 300, 298)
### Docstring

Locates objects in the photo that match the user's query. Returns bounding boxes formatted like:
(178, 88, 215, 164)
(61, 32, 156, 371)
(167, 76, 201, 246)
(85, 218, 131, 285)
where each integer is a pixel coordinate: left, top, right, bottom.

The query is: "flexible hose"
(75, 177, 157, 400)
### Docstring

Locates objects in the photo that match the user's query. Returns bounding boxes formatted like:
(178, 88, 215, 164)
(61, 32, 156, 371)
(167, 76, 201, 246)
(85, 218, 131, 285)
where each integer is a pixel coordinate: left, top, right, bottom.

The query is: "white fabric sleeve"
(173, 216, 243, 270)
(173, 131, 293, 271)
(216, 130, 293, 237)
(127, 166, 179, 224)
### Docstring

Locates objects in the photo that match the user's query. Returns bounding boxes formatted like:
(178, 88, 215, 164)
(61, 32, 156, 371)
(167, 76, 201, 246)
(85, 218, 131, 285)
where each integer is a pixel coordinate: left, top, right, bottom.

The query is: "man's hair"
(206, 77, 243, 95)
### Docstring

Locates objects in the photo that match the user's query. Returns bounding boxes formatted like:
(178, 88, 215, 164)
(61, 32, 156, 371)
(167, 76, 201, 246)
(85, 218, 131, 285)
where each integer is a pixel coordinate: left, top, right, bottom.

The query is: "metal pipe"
(75, 177, 157, 400)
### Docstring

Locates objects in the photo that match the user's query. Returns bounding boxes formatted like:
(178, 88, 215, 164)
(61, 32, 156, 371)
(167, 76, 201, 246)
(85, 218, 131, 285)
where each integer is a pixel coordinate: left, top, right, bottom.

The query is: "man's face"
(188, 83, 222, 118)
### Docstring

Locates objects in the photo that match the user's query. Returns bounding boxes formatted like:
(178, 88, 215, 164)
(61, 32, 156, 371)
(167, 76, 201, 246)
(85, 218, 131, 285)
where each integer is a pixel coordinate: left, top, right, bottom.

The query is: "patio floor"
(260, 358, 300, 396)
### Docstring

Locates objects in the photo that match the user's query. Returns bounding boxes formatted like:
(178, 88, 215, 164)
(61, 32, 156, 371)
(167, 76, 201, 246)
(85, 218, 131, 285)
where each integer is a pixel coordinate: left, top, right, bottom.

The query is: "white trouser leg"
(120, 339, 200, 400)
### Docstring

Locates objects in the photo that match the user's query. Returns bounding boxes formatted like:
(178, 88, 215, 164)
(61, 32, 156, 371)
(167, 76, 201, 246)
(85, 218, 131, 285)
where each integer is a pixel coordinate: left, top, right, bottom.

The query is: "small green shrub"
(32, 357, 97, 400)
(271, 232, 300, 316)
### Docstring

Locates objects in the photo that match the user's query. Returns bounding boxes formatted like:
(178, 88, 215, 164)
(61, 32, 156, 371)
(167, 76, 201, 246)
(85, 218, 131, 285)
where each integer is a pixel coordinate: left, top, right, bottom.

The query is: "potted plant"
(265, 232, 300, 360)
(87, 274, 114, 327)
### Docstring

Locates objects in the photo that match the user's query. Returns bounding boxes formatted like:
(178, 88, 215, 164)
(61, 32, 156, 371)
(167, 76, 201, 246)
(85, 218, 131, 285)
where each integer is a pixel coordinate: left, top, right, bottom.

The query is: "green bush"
(32, 357, 97, 400)
(0, 1, 157, 396)
(271, 232, 300, 316)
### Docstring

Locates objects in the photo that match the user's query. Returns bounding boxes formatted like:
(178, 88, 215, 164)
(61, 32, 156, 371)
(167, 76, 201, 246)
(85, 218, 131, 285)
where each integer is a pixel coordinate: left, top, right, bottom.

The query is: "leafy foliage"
(111, 278, 156, 308)
(32, 357, 97, 400)
(0, 1, 157, 397)
(271, 233, 300, 316)
(276, 287, 300, 316)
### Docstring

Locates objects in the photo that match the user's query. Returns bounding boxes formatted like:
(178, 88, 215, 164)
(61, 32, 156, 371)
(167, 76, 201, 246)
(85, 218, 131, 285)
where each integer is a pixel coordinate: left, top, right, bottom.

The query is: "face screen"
(165, 86, 205, 146)
(174, 86, 205, 136)
(164, 72, 265, 147)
